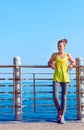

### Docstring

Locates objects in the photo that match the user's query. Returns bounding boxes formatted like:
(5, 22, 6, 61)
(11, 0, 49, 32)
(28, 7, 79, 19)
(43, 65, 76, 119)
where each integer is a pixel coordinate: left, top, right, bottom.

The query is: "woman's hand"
(68, 64, 73, 70)
(51, 64, 56, 70)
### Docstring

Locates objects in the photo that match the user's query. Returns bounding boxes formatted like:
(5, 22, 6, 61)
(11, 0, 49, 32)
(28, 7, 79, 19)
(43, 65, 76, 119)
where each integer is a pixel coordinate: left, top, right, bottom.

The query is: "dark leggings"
(53, 81, 69, 116)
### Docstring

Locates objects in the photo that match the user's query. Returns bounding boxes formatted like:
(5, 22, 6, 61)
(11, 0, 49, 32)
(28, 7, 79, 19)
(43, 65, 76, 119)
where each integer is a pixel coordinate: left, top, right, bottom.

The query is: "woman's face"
(57, 42, 65, 52)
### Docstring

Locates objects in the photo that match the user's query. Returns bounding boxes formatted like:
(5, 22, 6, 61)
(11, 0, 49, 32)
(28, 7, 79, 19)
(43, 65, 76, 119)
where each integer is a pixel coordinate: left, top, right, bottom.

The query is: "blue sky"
(0, 0, 84, 65)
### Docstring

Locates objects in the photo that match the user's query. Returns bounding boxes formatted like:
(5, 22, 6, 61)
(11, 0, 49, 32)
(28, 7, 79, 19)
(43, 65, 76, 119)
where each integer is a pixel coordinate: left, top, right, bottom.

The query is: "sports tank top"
(53, 53, 70, 82)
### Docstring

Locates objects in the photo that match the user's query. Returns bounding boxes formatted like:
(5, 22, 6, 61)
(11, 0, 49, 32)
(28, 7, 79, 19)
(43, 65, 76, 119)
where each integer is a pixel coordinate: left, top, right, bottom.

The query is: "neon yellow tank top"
(53, 53, 70, 82)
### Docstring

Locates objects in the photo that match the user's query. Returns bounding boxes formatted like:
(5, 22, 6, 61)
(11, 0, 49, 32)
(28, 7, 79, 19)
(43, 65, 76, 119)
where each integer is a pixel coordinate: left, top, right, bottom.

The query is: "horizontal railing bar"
(22, 91, 77, 93)
(0, 65, 15, 68)
(0, 72, 76, 75)
(67, 98, 77, 100)
(30, 91, 53, 94)
(8, 92, 14, 94)
(22, 72, 76, 74)
(0, 65, 49, 68)
(20, 65, 49, 68)
(67, 91, 76, 94)
(0, 78, 14, 80)
(22, 111, 77, 114)
(0, 92, 5, 94)
(22, 97, 77, 101)
(8, 85, 14, 87)
(28, 78, 52, 80)
(0, 92, 14, 94)
(0, 78, 76, 81)
(0, 98, 5, 100)
(22, 77, 76, 80)
(0, 85, 5, 87)
(29, 98, 53, 100)
(0, 105, 13, 108)
(0, 98, 13, 100)
(28, 91, 76, 95)
(0, 84, 13, 87)
(0, 76, 76, 80)
(22, 105, 77, 108)
(22, 84, 50, 87)
(0, 78, 6, 80)
(22, 84, 76, 87)
(0, 65, 83, 69)
(22, 73, 53, 74)
(21, 78, 52, 80)
(28, 84, 53, 86)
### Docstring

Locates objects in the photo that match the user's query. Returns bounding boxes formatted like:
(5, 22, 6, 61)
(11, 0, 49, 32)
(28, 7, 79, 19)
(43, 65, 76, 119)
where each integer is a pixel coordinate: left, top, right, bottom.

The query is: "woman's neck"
(58, 51, 65, 58)
(58, 51, 65, 54)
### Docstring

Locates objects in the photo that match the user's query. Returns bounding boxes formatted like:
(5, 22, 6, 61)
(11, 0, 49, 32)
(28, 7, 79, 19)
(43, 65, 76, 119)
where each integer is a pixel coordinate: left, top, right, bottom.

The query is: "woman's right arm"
(48, 53, 56, 70)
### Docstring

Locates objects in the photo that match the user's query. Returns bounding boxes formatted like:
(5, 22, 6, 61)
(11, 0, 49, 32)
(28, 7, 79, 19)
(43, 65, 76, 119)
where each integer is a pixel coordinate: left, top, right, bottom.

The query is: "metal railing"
(0, 57, 84, 122)
(0, 64, 77, 121)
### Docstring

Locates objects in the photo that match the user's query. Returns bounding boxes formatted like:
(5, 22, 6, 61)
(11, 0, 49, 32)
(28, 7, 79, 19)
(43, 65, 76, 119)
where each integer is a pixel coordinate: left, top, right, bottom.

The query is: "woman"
(48, 39, 75, 123)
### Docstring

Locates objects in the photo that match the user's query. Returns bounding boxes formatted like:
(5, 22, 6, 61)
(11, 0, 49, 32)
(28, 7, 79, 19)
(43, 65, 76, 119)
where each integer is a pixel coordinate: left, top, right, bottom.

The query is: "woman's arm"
(48, 53, 56, 70)
(68, 54, 76, 70)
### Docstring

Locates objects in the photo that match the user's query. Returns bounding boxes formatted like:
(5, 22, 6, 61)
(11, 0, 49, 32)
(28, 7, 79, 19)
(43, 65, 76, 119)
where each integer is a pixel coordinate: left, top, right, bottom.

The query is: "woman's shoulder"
(52, 52, 58, 57)
(50, 52, 58, 60)
(64, 52, 69, 55)
(65, 52, 71, 58)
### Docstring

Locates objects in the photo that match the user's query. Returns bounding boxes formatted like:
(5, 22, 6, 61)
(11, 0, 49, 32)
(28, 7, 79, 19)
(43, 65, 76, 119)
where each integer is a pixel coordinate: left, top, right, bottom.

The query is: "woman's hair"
(58, 38, 67, 47)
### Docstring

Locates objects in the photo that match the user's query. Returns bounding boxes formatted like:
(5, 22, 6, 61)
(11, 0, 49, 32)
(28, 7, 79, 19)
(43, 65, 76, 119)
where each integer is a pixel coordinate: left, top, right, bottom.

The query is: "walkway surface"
(0, 121, 84, 130)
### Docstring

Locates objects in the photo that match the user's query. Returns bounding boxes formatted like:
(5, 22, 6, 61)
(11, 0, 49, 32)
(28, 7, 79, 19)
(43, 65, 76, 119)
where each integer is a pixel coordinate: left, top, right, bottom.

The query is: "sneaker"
(60, 117, 65, 124)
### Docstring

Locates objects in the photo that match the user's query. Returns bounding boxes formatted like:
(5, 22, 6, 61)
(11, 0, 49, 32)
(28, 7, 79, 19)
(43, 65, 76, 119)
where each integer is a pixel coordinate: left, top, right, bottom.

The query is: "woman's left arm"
(68, 54, 76, 70)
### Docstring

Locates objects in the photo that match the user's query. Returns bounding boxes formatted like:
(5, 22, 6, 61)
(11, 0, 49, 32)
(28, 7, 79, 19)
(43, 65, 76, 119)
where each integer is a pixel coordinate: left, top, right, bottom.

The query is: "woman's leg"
(53, 81, 61, 112)
(61, 82, 69, 116)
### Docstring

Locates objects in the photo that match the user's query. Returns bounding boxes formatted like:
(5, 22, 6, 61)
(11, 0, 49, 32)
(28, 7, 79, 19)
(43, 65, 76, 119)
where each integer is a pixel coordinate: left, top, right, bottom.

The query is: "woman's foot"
(60, 116, 65, 124)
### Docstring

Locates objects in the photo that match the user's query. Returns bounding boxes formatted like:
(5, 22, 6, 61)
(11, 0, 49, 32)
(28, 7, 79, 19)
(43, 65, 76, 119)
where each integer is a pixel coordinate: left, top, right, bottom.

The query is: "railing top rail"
(0, 65, 15, 68)
(0, 65, 83, 68)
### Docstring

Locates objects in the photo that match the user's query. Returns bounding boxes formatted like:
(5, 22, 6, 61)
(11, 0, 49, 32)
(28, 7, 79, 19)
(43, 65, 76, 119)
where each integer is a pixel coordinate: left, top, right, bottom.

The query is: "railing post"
(13, 56, 22, 121)
(76, 57, 84, 121)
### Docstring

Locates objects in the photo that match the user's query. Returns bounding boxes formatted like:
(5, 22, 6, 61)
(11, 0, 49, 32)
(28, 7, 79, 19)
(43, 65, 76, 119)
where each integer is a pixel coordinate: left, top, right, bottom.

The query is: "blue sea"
(0, 79, 78, 122)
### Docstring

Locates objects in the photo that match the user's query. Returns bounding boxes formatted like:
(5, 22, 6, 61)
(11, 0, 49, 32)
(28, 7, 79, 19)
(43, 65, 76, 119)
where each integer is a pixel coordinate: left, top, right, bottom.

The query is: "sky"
(0, 0, 84, 65)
